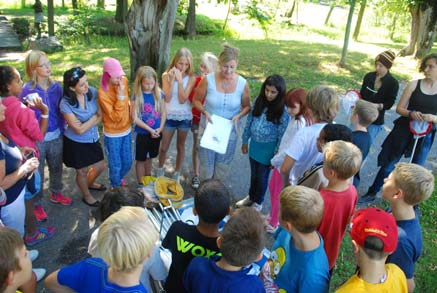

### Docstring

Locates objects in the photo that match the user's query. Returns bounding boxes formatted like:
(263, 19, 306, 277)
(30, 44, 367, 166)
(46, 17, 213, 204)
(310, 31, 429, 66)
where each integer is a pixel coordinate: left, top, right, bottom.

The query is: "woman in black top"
(360, 50, 399, 144)
(360, 53, 437, 204)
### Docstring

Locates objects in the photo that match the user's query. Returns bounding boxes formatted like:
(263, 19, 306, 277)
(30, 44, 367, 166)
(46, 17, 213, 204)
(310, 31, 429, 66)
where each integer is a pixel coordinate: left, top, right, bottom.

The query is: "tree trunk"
(72, 0, 78, 9)
(389, 15, 397, 40)
(62, 0, 65, 8)
(352, 0, 366, 41)
(286, 0, 296, 19)
(126, 0, 179, 80)
(184, 0, 196, 39)
(97, 0, 105, 9)
(47, 0, 54, 36)
(223, 0, 232, 31)
(415, 9, 437, 58)
(324, 2, 335, 25)
(115, 0, 128, 23)
(399, 6, 421, 56)
(21, 0, 25, 8)
(339, 0, 356, 67)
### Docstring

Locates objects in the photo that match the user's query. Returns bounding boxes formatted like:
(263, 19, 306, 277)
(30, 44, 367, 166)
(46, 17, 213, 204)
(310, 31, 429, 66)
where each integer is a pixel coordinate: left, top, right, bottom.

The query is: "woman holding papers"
(193, 44, 251, 179)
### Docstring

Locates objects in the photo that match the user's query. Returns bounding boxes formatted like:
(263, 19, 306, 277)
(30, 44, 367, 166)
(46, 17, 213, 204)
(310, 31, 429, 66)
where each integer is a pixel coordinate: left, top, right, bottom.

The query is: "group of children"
(1, 160, 433, 292)
(0, 45, 435, 293)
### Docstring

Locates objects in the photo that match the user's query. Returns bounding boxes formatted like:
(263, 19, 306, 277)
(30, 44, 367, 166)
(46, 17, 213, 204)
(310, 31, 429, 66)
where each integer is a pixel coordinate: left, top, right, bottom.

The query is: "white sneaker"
(156, 168, 164, 177)
(29, 250, 39, 262)
(252, 202, 263, 212)
(235, 196, 253, 208)
(32, 268, 46, 282)
(173, 171, 180, 183)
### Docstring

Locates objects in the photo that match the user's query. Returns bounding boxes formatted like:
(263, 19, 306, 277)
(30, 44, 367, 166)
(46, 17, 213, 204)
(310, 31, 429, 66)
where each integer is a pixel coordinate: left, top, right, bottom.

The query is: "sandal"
(82, 198, 100, 207)
(88, 183, 107, 191)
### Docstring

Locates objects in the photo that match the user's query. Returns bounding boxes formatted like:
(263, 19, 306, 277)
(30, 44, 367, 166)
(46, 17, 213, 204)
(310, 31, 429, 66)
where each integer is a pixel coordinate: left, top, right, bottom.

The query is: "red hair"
(285, 88, 313, 125)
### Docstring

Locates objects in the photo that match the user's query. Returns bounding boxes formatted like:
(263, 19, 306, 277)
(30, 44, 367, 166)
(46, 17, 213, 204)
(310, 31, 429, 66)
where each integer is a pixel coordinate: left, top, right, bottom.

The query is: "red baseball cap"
(350, 207, 398, 253)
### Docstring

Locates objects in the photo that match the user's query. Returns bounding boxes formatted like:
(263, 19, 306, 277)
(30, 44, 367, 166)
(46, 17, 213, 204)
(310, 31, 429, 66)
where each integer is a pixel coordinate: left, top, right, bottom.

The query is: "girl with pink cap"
(98, 58, 132, 188)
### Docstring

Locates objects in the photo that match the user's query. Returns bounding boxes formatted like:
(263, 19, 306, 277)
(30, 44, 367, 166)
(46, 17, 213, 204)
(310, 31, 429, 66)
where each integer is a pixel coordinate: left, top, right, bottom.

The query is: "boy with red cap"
(336, 207, 407, 292)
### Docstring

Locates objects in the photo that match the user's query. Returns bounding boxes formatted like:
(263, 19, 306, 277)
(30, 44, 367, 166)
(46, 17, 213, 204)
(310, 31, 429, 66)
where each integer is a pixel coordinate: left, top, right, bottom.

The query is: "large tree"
(126, 0, 179, 80)
(399, 0, 437, 58)
(115, 0, 128, 23)
(352, 0, 366, 40)
(339, 0, 356, 66)
(184, 0, 196, 39)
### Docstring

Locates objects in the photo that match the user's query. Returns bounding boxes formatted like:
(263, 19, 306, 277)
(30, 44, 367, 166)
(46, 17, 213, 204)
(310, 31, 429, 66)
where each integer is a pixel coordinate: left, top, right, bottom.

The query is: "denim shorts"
(164, 119, 191, 131)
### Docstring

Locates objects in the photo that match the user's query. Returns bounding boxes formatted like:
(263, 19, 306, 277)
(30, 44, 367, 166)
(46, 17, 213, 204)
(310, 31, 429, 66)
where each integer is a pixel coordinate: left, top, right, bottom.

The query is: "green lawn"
(1, 2, 436, 292)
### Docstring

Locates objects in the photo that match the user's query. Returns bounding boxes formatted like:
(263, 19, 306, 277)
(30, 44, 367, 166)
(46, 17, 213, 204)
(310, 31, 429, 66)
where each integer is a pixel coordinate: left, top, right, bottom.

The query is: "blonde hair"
(166, 47, 194, 76)
(133, 66, 163, 116)
(218, 44, 239, 65)
(280, 186, 324, 233)
(392, 163, 434, 205)
(97, 206, 158, 272)
(24, 50, 51, 88)
(200, 52, 218, 73)
(353, 99, 379, 127)
(306, 85, 338, 123)
(323, 140, 362, 180)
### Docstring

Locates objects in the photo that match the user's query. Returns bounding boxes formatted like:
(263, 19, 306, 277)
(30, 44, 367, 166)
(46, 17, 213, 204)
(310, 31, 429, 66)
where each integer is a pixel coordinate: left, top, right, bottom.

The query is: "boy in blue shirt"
(350, 99, 378, 188)
(183, 207, 265, 292)
(380, 163, 434, 292)
(266, 185, 330, 292)
(44, 206, 158, 292)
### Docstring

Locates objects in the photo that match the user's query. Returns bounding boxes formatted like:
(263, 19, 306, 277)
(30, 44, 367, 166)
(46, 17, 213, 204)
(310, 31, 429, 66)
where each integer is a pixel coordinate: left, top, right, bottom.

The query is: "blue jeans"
(104, 134, 132, 187)
(367, 124, 383, 145)
(368, 130, 434, 195)
(248, 157, 271, 205)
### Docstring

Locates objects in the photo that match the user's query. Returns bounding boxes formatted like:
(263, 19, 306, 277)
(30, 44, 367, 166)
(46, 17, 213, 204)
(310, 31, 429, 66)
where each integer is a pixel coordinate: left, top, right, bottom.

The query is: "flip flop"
(81, 198, 100, 207)
(88, 184, 107, 191)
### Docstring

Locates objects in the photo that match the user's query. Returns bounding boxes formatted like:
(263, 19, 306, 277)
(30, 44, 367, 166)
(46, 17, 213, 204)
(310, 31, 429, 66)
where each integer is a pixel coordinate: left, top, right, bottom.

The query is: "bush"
(90, 15, 125, 36)
(173, 14, 231, 36)
(11, 17, 30, 39)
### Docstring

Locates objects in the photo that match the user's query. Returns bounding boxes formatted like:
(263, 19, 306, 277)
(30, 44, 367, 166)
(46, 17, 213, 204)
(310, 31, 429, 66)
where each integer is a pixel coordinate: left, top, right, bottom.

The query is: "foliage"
(177, 0, 189, 15)
(56, 6, 95, 43)
(244, 0, 272, 38)
(174, 14, 237, 37)
(11, 17, 30, 39)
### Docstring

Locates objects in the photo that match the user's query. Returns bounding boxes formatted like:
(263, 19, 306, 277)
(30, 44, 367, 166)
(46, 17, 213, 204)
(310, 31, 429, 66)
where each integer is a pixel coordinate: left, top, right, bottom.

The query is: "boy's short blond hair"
(392, 163, 434, 206)
(280, 186, 324, 233)
(323, 140, 362, 180)
(306, 85, 338, 123)
(97, 206, 158, 273)
(353, 100, 379, 127)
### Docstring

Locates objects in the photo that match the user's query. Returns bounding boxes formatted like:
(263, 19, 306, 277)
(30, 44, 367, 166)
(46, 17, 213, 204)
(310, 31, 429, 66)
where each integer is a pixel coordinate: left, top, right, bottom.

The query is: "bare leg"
(24, 198, 37, 237)
(87, 160, 106, 188)
(76, 167, 97, 204)
(135, 160, 145, 184)
(175, 129, 188, 172)
(192, 131, 199, 176)
(158, 129, 175, 168)
(144, 158, 153, 176)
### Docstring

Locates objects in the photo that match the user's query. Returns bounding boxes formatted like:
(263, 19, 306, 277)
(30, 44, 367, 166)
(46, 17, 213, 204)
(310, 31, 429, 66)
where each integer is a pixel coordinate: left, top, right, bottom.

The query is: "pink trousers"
(268, 168, 283, 227)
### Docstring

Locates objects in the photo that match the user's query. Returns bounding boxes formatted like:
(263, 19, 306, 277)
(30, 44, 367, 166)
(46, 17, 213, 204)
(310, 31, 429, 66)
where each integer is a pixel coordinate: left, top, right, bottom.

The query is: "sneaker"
(32, 268, 46, 282)
(50, 192, 72, 206)
(33, 204, 47, 222)
(266, 224, 278, 234)
(25, 227, 55, 247)
(252, 202, 263, 212)
(235, 196, 253, 208)
(191, 176, 200, 189)
(156, 168, 164, 177)
(173, 171, 180, 183)
(29, 250, 39, 262)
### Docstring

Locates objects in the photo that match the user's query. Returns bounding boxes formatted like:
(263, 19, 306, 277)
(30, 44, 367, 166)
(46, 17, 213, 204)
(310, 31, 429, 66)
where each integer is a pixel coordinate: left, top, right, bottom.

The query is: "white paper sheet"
(200, 114, 233, 154)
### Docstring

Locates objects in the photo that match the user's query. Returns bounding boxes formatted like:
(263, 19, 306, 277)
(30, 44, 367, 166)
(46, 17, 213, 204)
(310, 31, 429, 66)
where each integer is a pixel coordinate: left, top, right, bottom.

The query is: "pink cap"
(103, 57, 125, 78)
